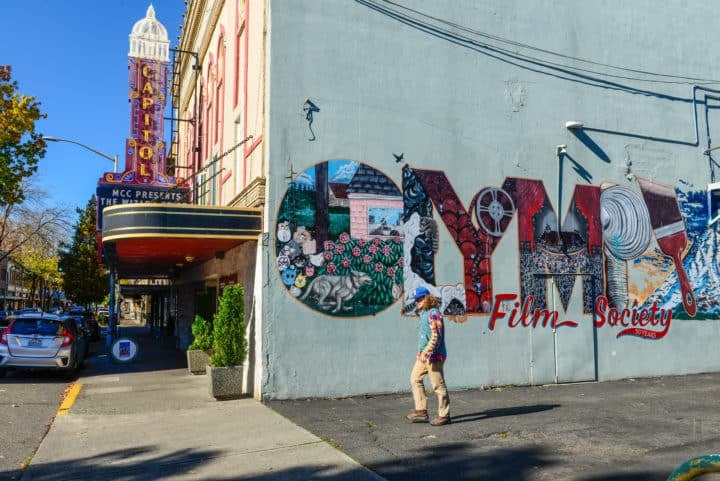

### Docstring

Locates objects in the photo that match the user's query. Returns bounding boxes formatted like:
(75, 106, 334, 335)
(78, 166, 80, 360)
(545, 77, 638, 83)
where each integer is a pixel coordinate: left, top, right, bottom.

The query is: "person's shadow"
(450, 403, 560, 423)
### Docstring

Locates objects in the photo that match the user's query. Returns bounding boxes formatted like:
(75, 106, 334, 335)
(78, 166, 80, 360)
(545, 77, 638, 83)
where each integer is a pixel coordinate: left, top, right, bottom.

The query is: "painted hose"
(600, 186, 652, 308)
(667, 454, 720, 481)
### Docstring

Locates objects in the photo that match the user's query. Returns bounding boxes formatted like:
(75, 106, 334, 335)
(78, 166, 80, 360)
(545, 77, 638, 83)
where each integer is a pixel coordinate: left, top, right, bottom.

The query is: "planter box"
(207, 365, 244, 400)
(186, 349, 211, 375)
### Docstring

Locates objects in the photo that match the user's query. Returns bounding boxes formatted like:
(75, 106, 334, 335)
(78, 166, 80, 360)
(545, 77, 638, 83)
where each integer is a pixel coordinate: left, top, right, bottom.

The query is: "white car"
(0, 313, 88, 378)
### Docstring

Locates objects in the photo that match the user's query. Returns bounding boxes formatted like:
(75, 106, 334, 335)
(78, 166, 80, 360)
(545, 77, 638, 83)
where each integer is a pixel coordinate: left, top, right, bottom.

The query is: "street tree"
(0, 65, 46, 207)
(13, 242, 61, 311)
(0, 183, 69, 265)
(2, 185, 68, 308)
(58, 196, 108, 307)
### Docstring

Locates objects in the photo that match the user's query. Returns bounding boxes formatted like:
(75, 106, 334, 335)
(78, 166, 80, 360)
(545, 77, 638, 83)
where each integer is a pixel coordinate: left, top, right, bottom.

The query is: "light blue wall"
(262, 0, 720, 399)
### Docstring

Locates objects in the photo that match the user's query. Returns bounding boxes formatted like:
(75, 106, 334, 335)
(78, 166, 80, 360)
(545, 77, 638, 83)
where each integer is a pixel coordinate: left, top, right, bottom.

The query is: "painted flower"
(334, 244, 345, 255)
(357, 239, 367, 247)
(324, 240, 335, 250)
(398, 257, 404, 268)
(339, 233, 350, 244)
(369, 244, 379, 254)
(294, 273, 307, 288)
(387, 267, 396, 278)
(326, 262, 337, 274)
(341, 257, 351, 268)
(374, 262, 384, 273)
(363, 255, 372, 264)
(372, 237, 382, 246)
(351, 246, 361, 257)
(324, 251, 334, 261)
(382, 245, 392, 256)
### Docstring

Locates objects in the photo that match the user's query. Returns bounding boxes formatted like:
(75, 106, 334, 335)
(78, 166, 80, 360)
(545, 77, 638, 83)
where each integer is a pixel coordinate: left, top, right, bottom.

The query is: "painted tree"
(0, 65, 46, 207)
(58, 196, 109, 306)
(313, 162, 329, 247)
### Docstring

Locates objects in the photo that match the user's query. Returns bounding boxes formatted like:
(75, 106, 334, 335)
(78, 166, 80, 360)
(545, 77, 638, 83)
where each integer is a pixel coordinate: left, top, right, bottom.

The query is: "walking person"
(406, 286, 451, 426)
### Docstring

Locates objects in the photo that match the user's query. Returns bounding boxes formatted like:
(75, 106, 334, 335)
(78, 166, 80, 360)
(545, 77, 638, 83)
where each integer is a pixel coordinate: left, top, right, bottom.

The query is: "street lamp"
(41, 136, 118, 173)
(41, 135, 119, 344)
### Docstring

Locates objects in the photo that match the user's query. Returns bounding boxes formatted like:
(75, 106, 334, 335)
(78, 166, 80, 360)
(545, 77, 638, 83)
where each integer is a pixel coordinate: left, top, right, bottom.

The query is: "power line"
(361, 0, 720, 85)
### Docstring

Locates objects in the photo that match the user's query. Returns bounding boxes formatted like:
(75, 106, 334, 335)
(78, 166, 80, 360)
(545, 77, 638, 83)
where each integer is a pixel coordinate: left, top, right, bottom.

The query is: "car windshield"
(11, 319, 63, 336)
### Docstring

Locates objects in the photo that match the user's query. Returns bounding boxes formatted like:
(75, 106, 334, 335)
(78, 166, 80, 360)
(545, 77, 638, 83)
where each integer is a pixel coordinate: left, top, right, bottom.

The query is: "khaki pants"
(410, 359, 450, 417)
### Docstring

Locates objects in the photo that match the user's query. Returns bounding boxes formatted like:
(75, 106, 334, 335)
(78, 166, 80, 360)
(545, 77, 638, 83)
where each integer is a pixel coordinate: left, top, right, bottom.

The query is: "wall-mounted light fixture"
(565, 121, 584, 130)
(184, 255, 195, 263)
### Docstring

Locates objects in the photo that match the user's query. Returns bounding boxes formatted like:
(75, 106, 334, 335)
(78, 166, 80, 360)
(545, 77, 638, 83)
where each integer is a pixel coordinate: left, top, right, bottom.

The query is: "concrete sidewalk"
(22, 325, 386, 481)
(21, 321, 720, 480)
(270, 373, 720, 481)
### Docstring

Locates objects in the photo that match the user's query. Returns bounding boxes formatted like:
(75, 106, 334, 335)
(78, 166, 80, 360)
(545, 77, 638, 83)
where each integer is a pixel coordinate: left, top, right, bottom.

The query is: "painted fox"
(300, 271, 372, 313)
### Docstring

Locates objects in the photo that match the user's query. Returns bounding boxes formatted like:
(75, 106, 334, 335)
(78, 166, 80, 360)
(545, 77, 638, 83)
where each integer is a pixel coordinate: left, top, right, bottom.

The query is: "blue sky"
(294, 160, 361, 187)
(1, 1, 185, 214)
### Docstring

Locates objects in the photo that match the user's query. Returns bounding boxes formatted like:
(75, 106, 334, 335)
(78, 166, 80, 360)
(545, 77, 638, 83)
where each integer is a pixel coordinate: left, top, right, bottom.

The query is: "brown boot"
(406, 409, 429, 423)
(430, 416, 451, 426)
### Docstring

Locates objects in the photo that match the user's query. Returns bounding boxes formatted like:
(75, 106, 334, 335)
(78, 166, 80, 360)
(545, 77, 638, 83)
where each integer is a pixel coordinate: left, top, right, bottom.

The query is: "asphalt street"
(269, 373, 720, 481)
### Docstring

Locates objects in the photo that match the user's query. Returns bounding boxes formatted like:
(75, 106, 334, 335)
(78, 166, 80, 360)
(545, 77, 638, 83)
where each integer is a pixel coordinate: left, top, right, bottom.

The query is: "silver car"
(0, 313, 88, 378)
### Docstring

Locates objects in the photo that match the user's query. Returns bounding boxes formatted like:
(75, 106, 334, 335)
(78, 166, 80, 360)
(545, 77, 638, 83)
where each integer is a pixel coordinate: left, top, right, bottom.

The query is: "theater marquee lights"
(96, 5, 189, 230)
(98, 5, 262, 282)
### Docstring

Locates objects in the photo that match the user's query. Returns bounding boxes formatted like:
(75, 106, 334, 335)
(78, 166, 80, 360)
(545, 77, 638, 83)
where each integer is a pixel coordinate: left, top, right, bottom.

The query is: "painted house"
(119, 1, 720, 400)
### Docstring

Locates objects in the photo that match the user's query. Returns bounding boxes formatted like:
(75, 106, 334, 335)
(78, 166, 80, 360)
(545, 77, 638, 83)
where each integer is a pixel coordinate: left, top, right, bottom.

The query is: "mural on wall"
(276, 158, 718, 336)
(276, 160, 404, 316)
(642, 184, 719, 320)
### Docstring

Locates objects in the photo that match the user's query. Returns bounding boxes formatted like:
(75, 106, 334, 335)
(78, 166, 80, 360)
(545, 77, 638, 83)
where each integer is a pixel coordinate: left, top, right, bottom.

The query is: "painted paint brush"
(637, 177, 696, 317)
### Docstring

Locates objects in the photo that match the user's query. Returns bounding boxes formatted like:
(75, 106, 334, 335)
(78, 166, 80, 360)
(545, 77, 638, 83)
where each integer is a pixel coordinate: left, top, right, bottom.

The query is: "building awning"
(101, 203, 263, 279)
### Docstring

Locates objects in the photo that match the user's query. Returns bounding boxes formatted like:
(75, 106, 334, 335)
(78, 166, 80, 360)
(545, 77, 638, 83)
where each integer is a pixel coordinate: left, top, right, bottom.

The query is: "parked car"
(13, 308, 43, 315)
(68, 308, 101, 341)
(60, 314, 93, 342)
(0, 313, 88, 378)
(0, 310, 11, 328)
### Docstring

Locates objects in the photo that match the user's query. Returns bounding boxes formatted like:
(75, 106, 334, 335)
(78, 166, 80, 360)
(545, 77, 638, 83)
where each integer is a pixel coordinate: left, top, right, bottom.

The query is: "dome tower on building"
(129, 4, 169, 62)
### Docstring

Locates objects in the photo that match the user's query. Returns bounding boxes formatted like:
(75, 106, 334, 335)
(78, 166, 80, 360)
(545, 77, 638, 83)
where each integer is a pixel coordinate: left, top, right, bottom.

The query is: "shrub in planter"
(189, 314, 213, 351)
(208, 284, 246, 399)
(187, 315, 213, 375)
(210, 284, 246, 367)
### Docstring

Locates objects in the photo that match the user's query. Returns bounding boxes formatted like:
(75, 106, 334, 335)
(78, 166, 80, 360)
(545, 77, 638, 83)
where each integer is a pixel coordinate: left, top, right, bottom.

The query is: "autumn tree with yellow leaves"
(0, 65, 46, 207)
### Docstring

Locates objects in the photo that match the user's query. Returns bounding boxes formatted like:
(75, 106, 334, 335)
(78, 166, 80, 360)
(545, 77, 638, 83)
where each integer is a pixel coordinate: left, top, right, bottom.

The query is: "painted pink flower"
(324, 240, 335, 250)
(324, 251, 334, 261)
(369, 244, 379, 254)
(387, 267, 396, 278)
(334, 244, 345, 255)
(357, 239, 367, 247)
(351, 247, 361, 257)
(374, 262, 384, 272)
(339, 233, 350, 244)
(326, 262, 337, 274)
(363, 255, 372, 264)
(398, 258, 404, 267)
(372, 237, 382, 246)
(341, 258, 351, 268)
(382, 245, 392, 256)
